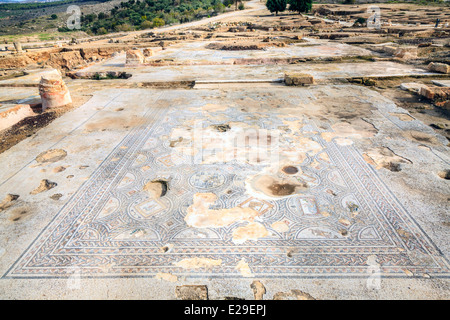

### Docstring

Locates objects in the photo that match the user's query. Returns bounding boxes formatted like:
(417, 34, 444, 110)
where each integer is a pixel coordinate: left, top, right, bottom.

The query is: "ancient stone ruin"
(38, 71, 72, 111)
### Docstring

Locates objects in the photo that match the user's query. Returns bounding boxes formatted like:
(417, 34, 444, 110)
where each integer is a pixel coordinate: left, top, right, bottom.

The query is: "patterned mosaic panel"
(4, 89, 450, 279)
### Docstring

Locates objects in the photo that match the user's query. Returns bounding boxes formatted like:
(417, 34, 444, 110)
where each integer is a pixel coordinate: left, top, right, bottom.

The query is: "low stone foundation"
(284, 73, 315, 86)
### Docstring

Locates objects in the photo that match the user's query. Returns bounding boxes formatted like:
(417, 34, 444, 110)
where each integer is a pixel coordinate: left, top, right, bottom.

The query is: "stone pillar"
(39, 72, 72, 111)
(13, 41, 23, 53)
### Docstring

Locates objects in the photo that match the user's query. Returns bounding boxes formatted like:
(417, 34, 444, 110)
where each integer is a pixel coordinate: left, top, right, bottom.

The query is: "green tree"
(50, 14, 57, 19)
(266, 0, 286, 16)
(288, 0, 312, 14)
(152, 17, 165, 27)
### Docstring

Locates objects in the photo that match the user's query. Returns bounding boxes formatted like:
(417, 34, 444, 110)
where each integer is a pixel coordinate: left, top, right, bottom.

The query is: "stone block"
(394, 46, 417, 60)
(419, 85, 450, 101)
(419, 86, 435, 100)
(428, 62, 450, 74)
(285, 73, 314, 86)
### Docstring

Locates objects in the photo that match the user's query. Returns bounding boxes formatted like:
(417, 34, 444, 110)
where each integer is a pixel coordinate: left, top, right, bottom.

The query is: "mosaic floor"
(4, 87, 450, 279)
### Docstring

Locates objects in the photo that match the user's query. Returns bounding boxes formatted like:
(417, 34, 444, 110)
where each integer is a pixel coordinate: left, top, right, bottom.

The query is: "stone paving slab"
(432, 80, 450, 87)
(399, 82, 427, 93)
(0, 87, 39, 103)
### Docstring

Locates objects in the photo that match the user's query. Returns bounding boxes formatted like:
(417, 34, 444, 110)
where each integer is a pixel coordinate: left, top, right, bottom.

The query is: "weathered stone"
(0, 194, 19, 211)
(13, 41, 22, 53)
(250, 281, 266, 300)
(125, 49, 145, 65)
(143, 48, 154, 57)
(30, 179, 57, 195)
(394, 46, 417, 60)
(285, 73, 314, 86)
(428, 62, 450, 74)
(48, 50, 85, 70)
(175, 285, 208, 300)
(39, 71, 72, 111)
(419, 85, 450, 101)
(419, 86, 435, 100)
(435, 100, 450, 110)
(400, 82, 427, 93)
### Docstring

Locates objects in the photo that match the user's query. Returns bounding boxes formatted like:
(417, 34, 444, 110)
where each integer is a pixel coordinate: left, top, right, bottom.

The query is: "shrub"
(115, 23, 133, 32)
(214, 2, 226, 13)
(355, 17, 367, 24)
(58, 26, 71, 32)
(152, 17, 165, 27)
(140, 20, 153, 29)
(97, 27, 108, 34)
(238, 2, 245, 10)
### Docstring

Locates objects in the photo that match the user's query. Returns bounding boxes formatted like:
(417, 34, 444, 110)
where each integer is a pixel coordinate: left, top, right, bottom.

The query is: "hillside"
(0, 0, 117, 36)
(0, 0, 234, 38)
